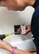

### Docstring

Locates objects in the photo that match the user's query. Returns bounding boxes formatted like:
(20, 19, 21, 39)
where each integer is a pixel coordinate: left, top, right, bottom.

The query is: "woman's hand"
(14, 48, 32, 54)
(25, 25, 31, 34)
(17, 25, 31, 35)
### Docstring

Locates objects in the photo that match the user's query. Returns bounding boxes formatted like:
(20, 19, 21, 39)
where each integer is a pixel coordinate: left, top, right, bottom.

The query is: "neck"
(27, 0, 36, 6)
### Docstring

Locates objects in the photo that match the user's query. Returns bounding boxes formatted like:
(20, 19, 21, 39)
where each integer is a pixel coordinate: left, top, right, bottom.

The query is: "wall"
(0, 6, 35, 34)
(0, 6, 36, 54)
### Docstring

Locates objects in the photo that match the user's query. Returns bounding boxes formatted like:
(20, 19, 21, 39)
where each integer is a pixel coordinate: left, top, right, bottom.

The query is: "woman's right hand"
(25, 25, 31, 34)
(14, 48, 32, 54)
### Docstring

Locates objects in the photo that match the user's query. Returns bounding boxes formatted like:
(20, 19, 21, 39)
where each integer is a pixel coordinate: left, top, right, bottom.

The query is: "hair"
(0, 0, 5, 2)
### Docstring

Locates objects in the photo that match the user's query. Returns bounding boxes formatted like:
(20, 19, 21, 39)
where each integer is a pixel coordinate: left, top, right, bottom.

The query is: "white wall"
(0, 6, 35, 34)
(0, 6, 36, 54)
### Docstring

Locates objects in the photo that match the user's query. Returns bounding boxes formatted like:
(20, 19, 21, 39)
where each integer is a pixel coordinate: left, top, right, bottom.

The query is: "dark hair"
(0, 0, 5, 2)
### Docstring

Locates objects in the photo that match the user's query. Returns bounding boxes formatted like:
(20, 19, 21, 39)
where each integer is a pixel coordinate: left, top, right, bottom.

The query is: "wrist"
(12, 47, 17, 54)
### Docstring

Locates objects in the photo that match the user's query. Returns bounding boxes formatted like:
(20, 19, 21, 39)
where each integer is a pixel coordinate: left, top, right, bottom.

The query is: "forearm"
(6, 47, 31, 54)
(0, 40, 12, 52)
(0, 40, 25, 54)
(0, 40, 32, 54)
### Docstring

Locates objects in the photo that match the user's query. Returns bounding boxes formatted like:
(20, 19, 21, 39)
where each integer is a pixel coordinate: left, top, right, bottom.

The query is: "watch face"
(14, 25, 21, 35)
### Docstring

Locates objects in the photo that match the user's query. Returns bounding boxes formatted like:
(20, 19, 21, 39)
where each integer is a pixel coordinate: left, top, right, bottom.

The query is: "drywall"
(0, 6, 36, 54)
(0, 6, 35, 34)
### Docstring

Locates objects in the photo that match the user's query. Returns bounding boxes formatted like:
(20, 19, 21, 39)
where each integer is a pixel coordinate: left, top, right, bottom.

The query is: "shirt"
(33, 0, 39, 8)
(31, 0, 39, 49)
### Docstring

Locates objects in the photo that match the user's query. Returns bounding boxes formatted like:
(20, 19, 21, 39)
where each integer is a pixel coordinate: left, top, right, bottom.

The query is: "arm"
(0, 40, 32, 54)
